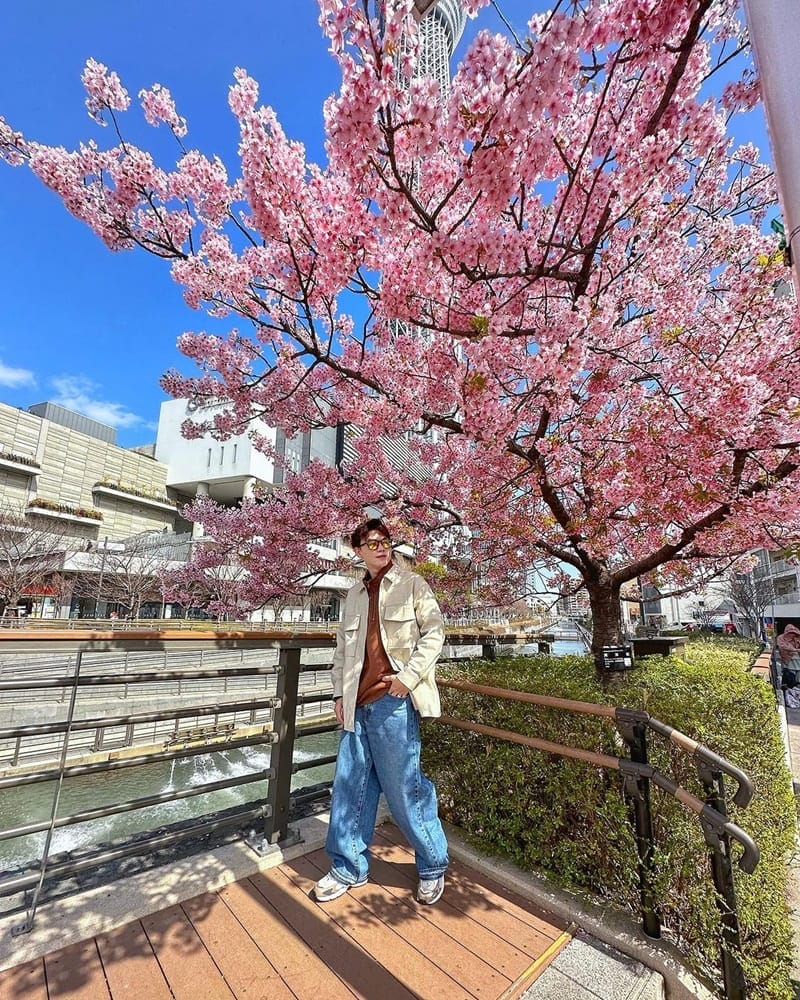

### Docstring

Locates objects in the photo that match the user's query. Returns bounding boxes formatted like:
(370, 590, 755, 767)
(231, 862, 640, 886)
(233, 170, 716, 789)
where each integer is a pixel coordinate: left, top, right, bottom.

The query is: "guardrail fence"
(437, 679, 758, 1000)
(0, 631, 759, 1000)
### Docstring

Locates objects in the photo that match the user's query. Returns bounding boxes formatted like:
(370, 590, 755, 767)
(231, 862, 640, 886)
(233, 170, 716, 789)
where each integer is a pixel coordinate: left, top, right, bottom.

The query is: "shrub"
(0, 449, 39, 467)
(26, 498, 103, 520)
(423, 639, 795, 999)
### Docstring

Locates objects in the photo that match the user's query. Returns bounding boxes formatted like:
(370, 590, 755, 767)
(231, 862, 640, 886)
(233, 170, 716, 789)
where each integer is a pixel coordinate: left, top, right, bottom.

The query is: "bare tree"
(70, 532, 181, 618)
(0, 511, 68, 615)
(726, 572, 773, 639)
(104, 533, 185, 618)
(505, 598, 532, 622)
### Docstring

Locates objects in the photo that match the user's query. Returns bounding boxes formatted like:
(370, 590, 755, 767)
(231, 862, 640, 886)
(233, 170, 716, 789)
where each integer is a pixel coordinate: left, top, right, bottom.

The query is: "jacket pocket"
(382, 602, 417, 651)
(344, 614, 361, 648)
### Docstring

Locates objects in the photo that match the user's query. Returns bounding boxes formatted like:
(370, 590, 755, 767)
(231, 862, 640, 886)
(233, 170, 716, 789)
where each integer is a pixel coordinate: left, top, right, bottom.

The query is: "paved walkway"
(773, 683, 800, 989)
(522, 933, 663, 1000)
(753, 648, 800, 993)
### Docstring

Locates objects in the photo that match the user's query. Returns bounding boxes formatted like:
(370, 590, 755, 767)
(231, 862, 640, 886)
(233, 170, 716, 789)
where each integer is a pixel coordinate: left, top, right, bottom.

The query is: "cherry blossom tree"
(2, 0, 799, 661)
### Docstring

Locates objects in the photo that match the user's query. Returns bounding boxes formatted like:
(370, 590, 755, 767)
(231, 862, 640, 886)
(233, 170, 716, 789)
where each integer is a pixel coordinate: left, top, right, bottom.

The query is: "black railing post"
(697, 765, 747, 1000)
(262, 644, 302, 849)
(617, 710, 661, 939)
(769, 644, 781, 692)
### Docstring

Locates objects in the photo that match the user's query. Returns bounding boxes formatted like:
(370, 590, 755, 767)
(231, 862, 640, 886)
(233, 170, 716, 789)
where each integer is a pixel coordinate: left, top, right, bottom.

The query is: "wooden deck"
(0, 825, 571, 1000)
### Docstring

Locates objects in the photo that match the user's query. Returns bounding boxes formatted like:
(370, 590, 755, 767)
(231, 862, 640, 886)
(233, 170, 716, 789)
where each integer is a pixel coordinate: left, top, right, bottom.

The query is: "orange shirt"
(356, 562, 394, 705)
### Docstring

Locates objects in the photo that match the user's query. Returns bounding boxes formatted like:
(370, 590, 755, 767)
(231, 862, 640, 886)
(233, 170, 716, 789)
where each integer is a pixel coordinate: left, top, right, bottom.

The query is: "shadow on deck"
(0, 823, 571, 1000)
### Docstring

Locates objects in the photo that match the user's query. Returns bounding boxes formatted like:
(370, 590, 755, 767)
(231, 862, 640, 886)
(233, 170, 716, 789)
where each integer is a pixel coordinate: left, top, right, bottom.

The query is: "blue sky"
(0, 2, 768, 447)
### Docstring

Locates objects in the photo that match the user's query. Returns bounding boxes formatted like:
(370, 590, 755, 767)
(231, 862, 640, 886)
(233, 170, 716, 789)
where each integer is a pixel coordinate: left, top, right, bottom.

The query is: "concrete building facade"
(0, 401, 180, 543)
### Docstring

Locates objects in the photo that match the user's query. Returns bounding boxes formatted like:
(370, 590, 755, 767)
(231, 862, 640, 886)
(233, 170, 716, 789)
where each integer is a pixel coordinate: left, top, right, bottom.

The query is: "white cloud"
(50, 375, 144, 429)
(0, 360, 35, 388)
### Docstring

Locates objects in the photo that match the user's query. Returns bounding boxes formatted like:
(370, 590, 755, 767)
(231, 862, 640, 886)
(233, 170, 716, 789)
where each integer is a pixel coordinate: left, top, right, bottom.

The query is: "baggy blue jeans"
(326, 693, 449, 885)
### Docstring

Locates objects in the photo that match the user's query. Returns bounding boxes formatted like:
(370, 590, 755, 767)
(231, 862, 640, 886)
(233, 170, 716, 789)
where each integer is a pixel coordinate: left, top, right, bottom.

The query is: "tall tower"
(414, 0, 466, 98)
(336, 1, 468, 476)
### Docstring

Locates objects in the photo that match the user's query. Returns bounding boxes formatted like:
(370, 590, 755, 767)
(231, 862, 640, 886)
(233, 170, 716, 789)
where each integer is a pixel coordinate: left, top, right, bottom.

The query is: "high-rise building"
(411, 0, 466, 97)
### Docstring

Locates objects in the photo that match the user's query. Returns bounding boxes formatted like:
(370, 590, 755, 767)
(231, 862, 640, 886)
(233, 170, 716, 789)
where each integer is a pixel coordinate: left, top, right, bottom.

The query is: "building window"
(206, 448, 211, 469)
(232, 443, 237, 464)
(220, 446, 225, 466)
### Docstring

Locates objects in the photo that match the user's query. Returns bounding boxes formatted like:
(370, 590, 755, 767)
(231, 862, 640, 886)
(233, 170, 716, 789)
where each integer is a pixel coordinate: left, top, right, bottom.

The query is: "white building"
(154, 398, 343, 509)
(154, 398, 350, 620)
(752, 550, 800, 634)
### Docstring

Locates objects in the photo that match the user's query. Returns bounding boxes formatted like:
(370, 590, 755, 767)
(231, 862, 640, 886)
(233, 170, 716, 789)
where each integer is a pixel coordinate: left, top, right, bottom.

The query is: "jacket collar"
(356, 560, 403, 592)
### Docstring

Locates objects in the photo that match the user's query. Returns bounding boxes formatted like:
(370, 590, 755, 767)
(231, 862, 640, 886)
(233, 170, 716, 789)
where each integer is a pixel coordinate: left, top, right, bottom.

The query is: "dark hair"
(350, 518, 391, 550)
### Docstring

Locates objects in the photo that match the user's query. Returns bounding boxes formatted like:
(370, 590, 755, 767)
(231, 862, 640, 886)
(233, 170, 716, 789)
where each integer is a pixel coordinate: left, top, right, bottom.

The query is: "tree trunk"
(586, 577, 624, 674)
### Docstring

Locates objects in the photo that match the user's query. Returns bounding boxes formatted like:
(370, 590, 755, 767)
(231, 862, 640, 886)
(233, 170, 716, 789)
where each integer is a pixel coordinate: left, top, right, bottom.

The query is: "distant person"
(314, 518, 449, 906)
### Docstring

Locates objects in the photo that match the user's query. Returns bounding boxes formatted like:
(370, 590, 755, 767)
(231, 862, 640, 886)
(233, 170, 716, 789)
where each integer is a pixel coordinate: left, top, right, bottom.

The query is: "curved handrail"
(645, 718, 754, 808)
(438, 713, 760, 874)
(438, 677, 754, 808)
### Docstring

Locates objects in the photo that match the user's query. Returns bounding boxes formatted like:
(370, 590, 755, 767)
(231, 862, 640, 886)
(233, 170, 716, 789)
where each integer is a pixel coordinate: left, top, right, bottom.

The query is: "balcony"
(764, 558, 797, 576)
(0, 450, 41, 476)
(26, 499, 103, 527)
(92, 482, 178, 514)
(772, 590, 800, 606)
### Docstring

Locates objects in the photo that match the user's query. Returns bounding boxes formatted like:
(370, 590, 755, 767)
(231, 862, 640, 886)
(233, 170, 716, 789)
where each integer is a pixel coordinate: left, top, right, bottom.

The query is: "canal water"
(512, 637, 589, 657)
(550, 638, 589, 656)
(0, 732, 339, 873)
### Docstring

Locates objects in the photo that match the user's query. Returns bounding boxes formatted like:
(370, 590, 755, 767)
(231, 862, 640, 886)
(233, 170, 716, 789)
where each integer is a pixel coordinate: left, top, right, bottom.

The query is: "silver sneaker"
(314, 871, 367, 902)
(417, 875, 445, 905)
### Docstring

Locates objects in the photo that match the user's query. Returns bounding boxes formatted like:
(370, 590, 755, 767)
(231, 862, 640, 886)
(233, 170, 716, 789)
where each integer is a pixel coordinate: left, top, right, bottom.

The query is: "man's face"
(356, 531, 393, 577)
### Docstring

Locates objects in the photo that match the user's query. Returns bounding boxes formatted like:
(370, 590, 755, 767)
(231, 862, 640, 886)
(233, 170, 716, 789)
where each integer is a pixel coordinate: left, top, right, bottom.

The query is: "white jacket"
(332, 563, 444, 732)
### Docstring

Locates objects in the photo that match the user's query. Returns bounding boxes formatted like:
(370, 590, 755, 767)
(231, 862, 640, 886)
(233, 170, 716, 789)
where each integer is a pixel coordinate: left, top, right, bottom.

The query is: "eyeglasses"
(361, 538, 392, 551)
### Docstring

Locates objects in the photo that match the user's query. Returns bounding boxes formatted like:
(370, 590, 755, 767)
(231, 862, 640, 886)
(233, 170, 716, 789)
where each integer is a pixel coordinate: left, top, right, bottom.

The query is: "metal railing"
(0, 630, 492, 935)
(0, 632, 343, 936)
(0, 631, 758, 998)
(0, 616, 340, 632)
(437, 678, 759, 1000)
(1, 616, 528, 634)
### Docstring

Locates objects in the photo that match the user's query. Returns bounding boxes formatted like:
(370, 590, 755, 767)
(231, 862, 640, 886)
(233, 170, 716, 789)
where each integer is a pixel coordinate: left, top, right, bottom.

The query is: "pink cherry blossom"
(81, 58, 130, 124)
(139, 84, 188, 138)
(2, 1, 797, 653)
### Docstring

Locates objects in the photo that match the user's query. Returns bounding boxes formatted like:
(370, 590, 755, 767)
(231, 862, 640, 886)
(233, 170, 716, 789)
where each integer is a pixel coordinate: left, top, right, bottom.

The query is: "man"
(314, 517, 449, 905)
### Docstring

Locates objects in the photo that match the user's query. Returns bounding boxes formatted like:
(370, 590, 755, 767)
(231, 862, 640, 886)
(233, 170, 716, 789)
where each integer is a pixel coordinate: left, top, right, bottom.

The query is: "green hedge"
(423, 638, 795, 999)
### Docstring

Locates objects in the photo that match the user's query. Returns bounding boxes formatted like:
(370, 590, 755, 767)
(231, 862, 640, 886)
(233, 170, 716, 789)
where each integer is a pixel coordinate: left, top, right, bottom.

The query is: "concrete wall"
(155, 398, 277, 499)
(0, 402, 175, 541)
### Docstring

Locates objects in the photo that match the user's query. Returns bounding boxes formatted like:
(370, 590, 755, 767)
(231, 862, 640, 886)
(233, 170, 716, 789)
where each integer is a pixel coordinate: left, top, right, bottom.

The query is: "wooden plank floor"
(0, 825, 571, 1000)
